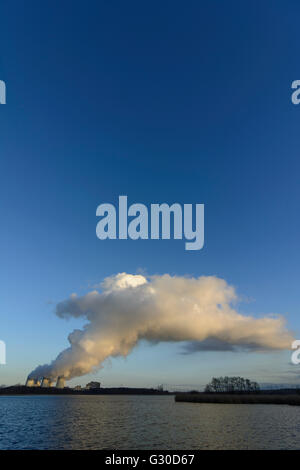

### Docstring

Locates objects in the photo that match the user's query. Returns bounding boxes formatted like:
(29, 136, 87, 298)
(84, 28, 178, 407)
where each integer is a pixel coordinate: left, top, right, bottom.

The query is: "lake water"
(0, 395, 300, 449)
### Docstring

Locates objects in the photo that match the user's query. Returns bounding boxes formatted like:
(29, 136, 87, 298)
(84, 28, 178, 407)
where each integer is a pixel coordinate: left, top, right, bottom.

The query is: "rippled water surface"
(1, 395, 300, 449)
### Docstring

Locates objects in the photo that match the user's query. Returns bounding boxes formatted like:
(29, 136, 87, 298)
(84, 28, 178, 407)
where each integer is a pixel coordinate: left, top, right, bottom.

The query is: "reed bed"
(175, 393, 300, 406)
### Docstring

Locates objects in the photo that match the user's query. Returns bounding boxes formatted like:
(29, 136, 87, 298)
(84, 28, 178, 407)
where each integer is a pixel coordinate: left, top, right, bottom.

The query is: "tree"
(204, 376, 260, 393)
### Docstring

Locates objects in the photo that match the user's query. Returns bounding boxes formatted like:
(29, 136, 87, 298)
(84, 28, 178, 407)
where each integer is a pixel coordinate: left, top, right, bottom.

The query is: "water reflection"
(0, 395, 300, 449)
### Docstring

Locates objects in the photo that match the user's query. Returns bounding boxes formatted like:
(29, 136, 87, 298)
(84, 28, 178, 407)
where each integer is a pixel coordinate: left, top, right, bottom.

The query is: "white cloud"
(30, 273, 293, 380)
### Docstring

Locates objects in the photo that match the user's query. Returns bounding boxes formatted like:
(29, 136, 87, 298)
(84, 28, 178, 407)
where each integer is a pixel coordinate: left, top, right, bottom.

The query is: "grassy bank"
(175, 393, 300, 406)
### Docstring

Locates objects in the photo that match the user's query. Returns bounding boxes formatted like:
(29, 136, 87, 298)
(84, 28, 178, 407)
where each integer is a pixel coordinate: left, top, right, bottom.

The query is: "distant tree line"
(204, 376, 260, 393)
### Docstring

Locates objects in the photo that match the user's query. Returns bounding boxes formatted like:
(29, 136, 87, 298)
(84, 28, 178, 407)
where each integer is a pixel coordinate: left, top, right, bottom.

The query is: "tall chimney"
(56, 376, 65, 389)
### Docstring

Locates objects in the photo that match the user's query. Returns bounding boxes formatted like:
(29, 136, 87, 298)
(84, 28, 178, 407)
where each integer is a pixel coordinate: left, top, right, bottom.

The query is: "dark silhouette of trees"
(204, 376, 260, 393)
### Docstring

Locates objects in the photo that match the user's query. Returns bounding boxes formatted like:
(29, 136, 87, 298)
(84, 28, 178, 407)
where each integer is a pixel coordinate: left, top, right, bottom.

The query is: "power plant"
(25, 376, 65, 389)
(25, 378, 41, 387)
(24, 375, 103, 392)
(41, 377, 52, 388)
(56, 376, 65, 389)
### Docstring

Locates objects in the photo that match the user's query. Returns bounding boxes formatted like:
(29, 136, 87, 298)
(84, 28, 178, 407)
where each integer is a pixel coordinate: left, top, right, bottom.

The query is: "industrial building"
(25, 378, 41, 387)
(56, 376, 65, 389)
(25, 376, 65, 389)
(41, 377, 53, 388)
(25, 376, 103, 391)
(86, 381, 101, 390)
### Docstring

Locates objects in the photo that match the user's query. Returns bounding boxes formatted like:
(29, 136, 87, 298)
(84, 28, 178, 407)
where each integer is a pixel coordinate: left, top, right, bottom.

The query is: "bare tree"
(204, 376, 260, 393)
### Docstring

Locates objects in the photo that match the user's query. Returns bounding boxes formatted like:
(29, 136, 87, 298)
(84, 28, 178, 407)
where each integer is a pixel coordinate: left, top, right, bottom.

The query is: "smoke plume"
(29, 273, 293, 380)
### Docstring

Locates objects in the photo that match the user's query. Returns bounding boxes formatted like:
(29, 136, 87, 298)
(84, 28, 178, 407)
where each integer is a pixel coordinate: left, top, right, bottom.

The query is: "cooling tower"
(41, 377, 52, 388)
(25, 377, 35, 387)
(56, 376, 65, 389)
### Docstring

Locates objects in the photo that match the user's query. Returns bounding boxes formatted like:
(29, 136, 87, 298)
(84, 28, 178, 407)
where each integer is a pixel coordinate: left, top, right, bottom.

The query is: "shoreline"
(175, 393, 300, 406)
(0, 386, 171, 396)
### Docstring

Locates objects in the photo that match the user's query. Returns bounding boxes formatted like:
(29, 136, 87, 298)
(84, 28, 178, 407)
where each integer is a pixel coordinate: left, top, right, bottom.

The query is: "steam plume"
(29, 273, 293, 380)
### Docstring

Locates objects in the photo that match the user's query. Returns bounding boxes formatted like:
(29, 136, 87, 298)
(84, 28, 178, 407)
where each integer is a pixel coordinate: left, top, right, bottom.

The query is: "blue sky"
(1, 0, 300, 389)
